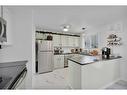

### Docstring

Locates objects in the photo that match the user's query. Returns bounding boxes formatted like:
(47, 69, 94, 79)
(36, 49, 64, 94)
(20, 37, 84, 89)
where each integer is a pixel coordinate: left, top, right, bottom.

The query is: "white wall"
(119, 19, 127, 81)
(95, 20, 127, 81)
(0, 7, 33, 88)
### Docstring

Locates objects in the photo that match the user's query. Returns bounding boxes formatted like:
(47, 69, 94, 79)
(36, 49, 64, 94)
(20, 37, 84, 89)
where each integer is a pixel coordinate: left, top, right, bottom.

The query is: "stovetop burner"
(0, 76, 12, 89)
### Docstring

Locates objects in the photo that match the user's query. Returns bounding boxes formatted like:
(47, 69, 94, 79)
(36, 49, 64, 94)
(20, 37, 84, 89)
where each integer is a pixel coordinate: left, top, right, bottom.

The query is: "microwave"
(0, 17, 7, 42)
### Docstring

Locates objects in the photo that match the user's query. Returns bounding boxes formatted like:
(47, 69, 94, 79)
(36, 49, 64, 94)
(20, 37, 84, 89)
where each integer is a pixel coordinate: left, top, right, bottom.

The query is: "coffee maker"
(102, 47, 111, 59)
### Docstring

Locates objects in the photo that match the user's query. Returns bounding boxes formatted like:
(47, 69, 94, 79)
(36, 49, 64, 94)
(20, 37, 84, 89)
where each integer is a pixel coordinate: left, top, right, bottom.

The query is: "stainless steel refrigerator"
(38, 41, 54, 74)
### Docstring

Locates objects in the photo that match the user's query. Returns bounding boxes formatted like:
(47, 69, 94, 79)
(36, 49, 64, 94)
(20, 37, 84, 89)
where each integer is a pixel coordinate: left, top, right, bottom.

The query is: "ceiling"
(6, 6, 127, 33)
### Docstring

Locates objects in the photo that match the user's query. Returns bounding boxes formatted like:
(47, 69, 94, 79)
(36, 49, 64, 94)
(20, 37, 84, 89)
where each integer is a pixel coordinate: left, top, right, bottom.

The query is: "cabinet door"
(54, 55, 59, 69)
(61, 36, 70, 47)
(68, 36, 73, 47)
(53, 35, 61, 46)
(59, 55, 64, 68)
(74, 37, 79, 47)
(61, 35, 67, 46)
(68, 60, 82, 89)
(82, 60, 120, 89)
(54, 55, 64, 69)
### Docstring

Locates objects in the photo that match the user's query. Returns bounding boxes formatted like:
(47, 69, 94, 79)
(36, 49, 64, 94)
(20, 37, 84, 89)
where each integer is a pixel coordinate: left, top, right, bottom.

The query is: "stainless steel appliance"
(0, 17, 7, 42)
(0, 61, 27, 89)
(8, 67, 27, 89)
(38, 41, 54, 74)
(102, 47, 111, 59)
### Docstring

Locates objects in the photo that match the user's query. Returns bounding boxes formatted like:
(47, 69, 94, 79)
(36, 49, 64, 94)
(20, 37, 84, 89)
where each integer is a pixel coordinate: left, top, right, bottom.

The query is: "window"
(84, 34, 98, 49)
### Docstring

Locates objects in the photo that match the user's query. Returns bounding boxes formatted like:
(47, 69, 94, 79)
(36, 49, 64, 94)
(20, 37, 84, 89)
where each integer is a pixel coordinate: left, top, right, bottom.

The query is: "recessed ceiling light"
(63, 28, 69, 31)
(61, 24, 71, 32)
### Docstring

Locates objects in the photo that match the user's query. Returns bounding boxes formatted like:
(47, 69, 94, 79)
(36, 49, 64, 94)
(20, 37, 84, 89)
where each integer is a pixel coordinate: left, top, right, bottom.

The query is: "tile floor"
(33, 68, 70, 89)
(33, 68, 127, 89)
(106, 80, 127, 89)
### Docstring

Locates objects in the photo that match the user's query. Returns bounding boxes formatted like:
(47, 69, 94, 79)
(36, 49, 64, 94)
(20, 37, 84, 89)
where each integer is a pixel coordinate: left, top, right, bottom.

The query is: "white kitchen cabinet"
(68, 58, 120, 89)
(54, 55, 64, 69)
(68, 60, 81, 89)
(53, 35, 61, 46)
(54, 35, 80, 47)
(61, 35, 68, 46)
(68, 36, 74, 47)
(73, 37, 79, 47)
(61, 36, 77, 47)
(82, 59, 120, 89)
(61, 35, 73, 47)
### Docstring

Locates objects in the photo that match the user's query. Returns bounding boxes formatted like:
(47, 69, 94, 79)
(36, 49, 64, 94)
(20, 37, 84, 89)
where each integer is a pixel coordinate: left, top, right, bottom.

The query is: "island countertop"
(68, 55, 122, 65)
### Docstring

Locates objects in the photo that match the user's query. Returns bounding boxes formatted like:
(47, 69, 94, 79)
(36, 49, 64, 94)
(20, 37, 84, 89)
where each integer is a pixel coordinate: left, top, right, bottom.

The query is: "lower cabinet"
(68, 59, 120, 89)
(54, 55, 64, 69)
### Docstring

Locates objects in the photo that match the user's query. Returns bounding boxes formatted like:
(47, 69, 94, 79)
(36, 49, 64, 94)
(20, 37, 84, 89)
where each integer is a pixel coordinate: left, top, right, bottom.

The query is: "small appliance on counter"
(102, 47, 111, 59)
(72, 48, 82, 54)
(54, 47, 63, 54)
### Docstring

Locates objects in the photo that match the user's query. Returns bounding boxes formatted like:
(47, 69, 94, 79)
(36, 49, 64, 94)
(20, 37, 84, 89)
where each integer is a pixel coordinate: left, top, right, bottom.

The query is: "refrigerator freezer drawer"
(38, 52, 53, 74)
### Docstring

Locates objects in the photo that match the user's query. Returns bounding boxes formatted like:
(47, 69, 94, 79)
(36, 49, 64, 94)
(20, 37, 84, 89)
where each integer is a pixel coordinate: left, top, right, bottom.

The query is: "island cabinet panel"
(68, 59, 120, 89)
(81, 59, 120, 89)
(68, 60, 82, 89)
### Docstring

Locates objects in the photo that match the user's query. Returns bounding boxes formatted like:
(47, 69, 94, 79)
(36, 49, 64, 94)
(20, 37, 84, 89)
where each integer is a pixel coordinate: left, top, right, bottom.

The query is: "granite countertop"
(68, 55, 122, 65)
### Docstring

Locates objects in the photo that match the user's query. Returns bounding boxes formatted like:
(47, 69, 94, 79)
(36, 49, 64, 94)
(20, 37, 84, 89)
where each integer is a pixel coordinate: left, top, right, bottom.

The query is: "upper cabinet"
(61, 35, 68, 46)
(53, 34, 61, 47)
(36, 31, 80, 47)
(61, 35, 79, 47)
(73, 37, 80, 47)
(85, 34, 98, 49)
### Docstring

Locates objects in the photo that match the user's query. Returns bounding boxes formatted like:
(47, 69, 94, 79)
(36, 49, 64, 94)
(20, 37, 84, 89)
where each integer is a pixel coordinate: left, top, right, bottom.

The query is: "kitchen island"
(67, 55, 122, 89)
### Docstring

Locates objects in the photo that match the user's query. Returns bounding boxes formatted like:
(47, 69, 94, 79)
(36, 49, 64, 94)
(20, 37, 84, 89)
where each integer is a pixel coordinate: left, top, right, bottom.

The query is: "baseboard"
(101, 78, 121, 89)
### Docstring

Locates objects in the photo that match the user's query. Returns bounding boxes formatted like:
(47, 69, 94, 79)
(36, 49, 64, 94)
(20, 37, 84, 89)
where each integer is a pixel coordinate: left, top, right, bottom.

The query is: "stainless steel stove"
(0, 60, 27, 89)
(0, 76, 12, 89)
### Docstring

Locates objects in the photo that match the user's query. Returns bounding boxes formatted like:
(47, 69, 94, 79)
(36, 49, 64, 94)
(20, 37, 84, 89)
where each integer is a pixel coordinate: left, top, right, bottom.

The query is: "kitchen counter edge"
(68, 56, 122, 65)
